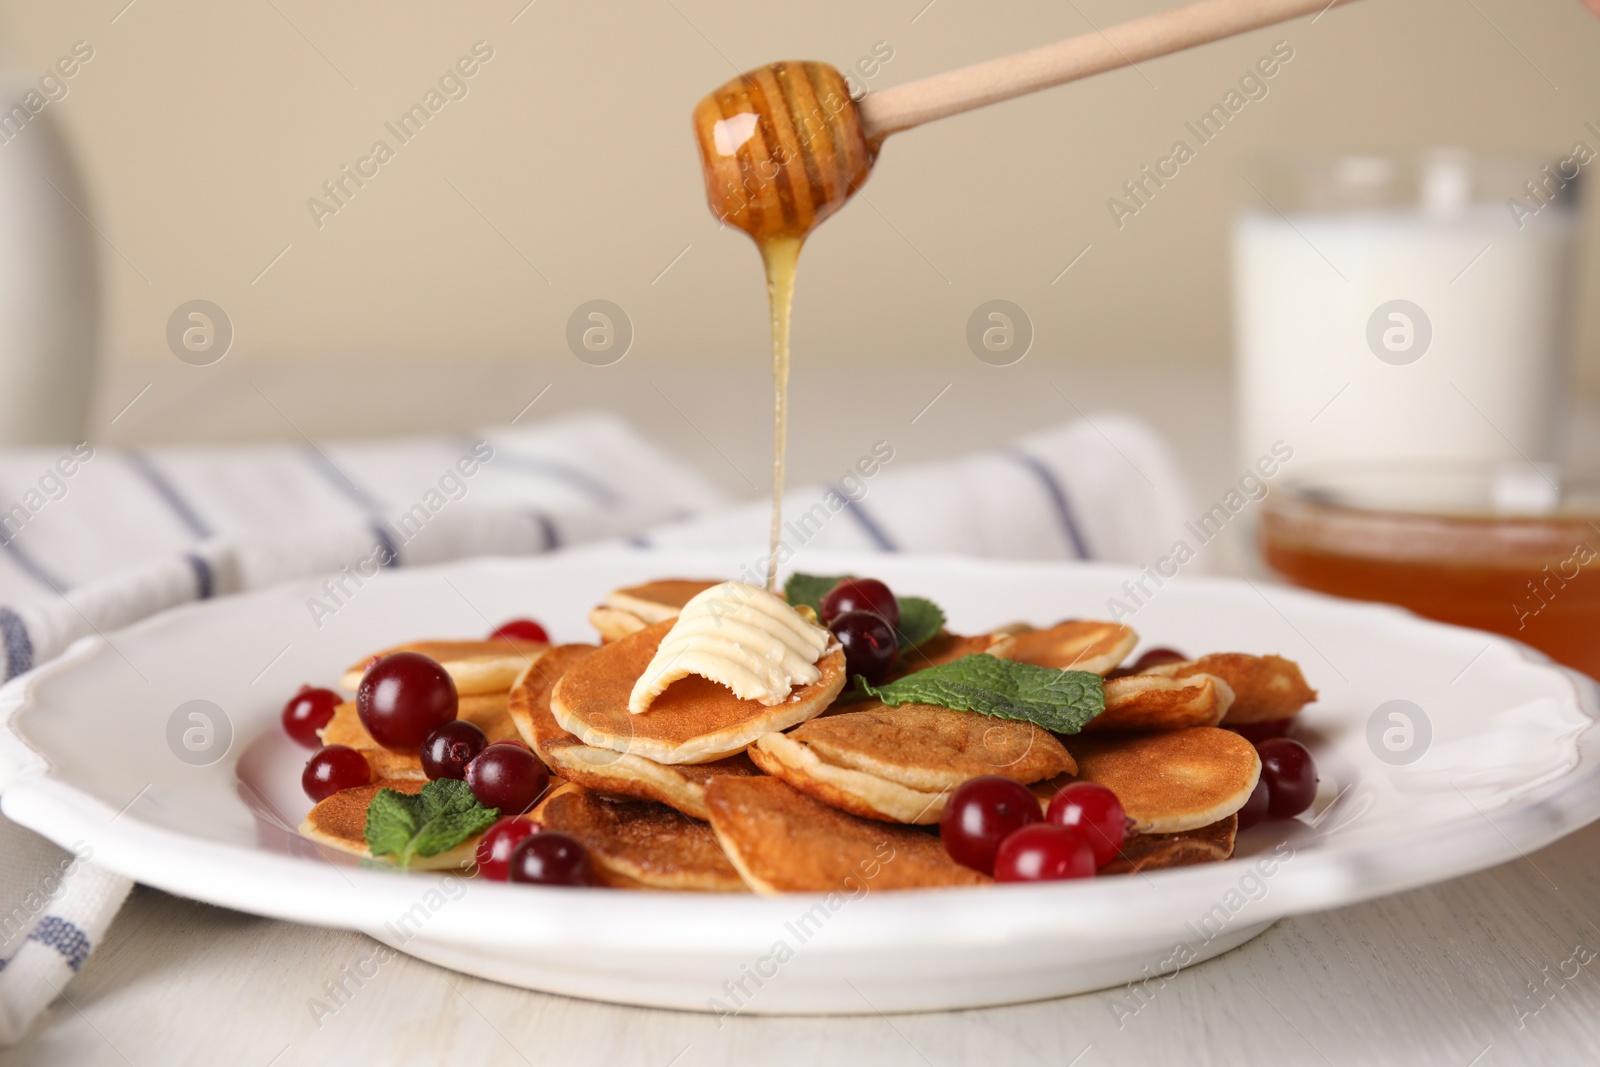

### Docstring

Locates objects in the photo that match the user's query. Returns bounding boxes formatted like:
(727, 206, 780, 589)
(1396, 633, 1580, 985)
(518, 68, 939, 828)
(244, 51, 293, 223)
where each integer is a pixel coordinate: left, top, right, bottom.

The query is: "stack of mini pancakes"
(300, 579, 1317, 893)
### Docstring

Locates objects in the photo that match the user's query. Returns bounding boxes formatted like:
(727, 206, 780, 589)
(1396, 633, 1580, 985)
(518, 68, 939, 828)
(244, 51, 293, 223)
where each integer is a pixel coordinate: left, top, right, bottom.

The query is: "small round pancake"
(1087, 673, 1234, 733)
(1149, 653, 1317, 724)
(1008, 620, 1139, 676)
(704, 776, 990, 894)
(318, 692, 521, 780)
(1068, 728, 1261, 834)
(1100, 814, 1238, 875)
(748, 731, 951, 824)
(297, 779, 481, 869)
(589, 579, 722, 642)
(509, 644, 760, 819)
(533, 788, 746, 892)
(891, 630, 1013, 679)
(340, 639, 548, 695)
(790, 703, 1075, 790)
(550, 620, 846, 765)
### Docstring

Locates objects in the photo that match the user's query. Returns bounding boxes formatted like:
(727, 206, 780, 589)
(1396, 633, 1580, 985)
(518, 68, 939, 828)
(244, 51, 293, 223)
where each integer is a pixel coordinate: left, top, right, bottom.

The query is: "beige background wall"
(1, 0, 1597, 463)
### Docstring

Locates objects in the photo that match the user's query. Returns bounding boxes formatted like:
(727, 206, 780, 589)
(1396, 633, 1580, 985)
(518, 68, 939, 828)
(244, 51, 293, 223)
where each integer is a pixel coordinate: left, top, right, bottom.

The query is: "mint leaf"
(363, 788, 420, 860)
(364, 779, 499, 867)
(858, 654, 1106, 734)
(894, 597, 944, 649)
(784, 572, 945, 650)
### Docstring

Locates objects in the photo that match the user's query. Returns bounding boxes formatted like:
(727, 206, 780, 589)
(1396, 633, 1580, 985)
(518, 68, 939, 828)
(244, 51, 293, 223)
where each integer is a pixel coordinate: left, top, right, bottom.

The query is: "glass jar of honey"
(1260, 463, 1600, 680)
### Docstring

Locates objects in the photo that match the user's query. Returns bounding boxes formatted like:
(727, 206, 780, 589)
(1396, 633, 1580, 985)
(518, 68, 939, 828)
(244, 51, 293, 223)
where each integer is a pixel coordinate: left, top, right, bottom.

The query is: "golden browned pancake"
(1007, 620, 1138, 676)
(704, 777, 990, 894)
(298, 779, 481, 869)
(1100, 815, 1238, 875)
(510, 644, 761, 819)
(1069, 728, 1260, 834)
(318, 693, 520, 780)
(339, 639, 549, 695)
(1149, 654, 1317, 724)
(588, 579, 722, 642)
(748, 703, 1076, 825)
(890, 630, 1014, 679)
(532, 787, 746, 892)
(549, 620, 846, 765)
(1087, 672, 1234, 732)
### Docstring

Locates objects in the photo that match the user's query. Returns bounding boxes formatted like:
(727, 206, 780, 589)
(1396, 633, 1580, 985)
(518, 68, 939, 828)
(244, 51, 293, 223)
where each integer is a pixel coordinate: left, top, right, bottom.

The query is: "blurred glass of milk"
(1232, 152, 1578, 470)
(0, 70, 99, 445)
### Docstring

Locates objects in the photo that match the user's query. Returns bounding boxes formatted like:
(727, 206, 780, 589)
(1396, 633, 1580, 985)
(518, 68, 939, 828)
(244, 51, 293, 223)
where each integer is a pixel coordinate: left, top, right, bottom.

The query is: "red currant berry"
(301, 745, 371, 802)
(829, 610, 899, 684)
(1231, 718, 1296, 744)
(820, 578, 900, 628)
(1236, 777, 1270, 831)
(940, 775, 1041, 875)
(1257, 738, 1318, 819)
(465, 744, 549, 815)
(1046, 782, 1127, 868)
(281, 685, 341, 748)
(508, 832, 593, 886)
(490, 619, 550, 643)
(1132, 647, 1188, 671)
(475, 816, 540, 881)
(994, 824, 1097, 882)
(357, 652, 458, 752)
(421, 720, 488, 781)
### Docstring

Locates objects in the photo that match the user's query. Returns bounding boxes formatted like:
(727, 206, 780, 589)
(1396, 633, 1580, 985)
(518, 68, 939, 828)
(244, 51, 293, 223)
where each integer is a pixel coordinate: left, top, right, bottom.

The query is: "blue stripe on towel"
(486, 443, 619, 507)
(27, 916, 91, 972)
(184, 553, 214, 599)
(371, 522, 400, 568)
(533, 513, 561, 551)
(1008, 451, 1091, 560)
(304, 449, 386, 513)
(838, 492, 898, 552)
(125, 452, 213, 539)
(0, 606, 34, 680)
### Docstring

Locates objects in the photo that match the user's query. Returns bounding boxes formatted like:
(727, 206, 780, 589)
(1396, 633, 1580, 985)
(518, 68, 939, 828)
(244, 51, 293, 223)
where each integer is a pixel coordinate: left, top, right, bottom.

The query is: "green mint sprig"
(364, 778, 499, 867)
(857, 654, 1105, 735)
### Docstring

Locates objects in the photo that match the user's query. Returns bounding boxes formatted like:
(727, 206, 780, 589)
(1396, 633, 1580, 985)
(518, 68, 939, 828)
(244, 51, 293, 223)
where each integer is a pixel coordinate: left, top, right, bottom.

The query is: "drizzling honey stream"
(693, 62, 877, 591)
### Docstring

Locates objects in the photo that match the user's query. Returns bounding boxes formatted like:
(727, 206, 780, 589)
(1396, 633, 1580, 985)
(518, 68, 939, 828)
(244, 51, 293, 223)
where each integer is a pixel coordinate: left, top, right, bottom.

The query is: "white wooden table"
(6, 365, 1599, 1065)
(7, 821, 1600, 1066)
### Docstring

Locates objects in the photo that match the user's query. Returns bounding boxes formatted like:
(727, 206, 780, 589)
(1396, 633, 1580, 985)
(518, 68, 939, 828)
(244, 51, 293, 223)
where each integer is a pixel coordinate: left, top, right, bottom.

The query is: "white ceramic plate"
(3, 548, 1598, 1014)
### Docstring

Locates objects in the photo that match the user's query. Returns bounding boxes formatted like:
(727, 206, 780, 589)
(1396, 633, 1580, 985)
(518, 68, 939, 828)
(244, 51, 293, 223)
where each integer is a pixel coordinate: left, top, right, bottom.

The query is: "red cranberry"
(1257, 738, 1318, 819)
(940, 775, 1041, 875)
(475, 816, 540, 880)
(508, 832, 593, 886)
(357, 652, 458, 752)
(465, 745, 549, 815)
(1131, 647, 1187, 671)
(994, 824, 1096, 882)
(1232, 718, 1296, 744)
(490, 619, 549, 643)
(281, 685, 341, 748)
(1046, 782, 1127, 868)
(820, 578, 899, 628)
(301, 745, 371, 802)
(421, 720, 488, 781)
(829, 610, 899, 684)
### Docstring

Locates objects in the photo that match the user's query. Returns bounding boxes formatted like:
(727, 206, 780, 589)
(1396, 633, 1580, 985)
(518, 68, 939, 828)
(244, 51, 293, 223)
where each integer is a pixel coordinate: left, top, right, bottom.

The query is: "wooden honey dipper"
(693, 0, 1361, 241)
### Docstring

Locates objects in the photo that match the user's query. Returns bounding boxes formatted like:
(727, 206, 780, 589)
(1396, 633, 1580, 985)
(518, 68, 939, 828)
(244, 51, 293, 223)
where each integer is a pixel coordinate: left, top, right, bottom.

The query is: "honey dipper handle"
(857, 0, 1361, 140)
